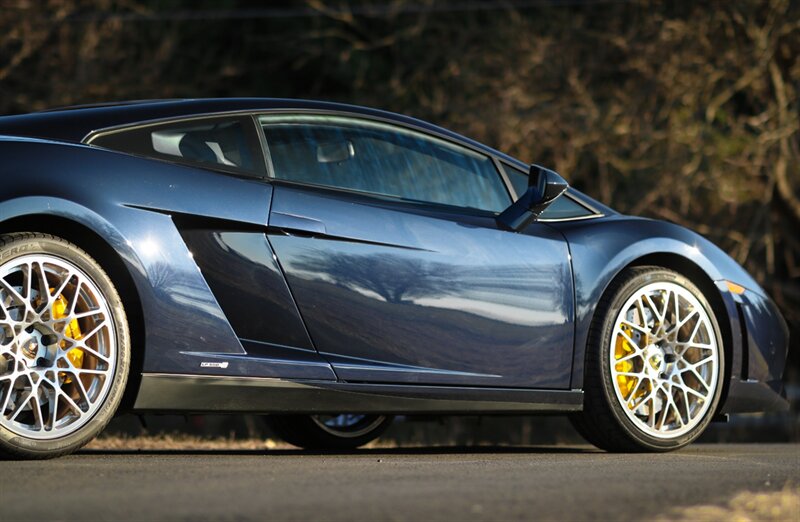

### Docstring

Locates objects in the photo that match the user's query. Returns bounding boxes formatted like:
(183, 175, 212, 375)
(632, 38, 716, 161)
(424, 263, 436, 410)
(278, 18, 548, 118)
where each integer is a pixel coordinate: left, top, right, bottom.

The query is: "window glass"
(260, 115, 511, 213)
(502, 163, 595, 220)
(91, 116, 264, 176)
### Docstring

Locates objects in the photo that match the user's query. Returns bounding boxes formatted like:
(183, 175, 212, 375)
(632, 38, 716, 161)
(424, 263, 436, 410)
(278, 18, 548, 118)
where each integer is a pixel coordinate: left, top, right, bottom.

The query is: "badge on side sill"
(200, 361, 229, 369)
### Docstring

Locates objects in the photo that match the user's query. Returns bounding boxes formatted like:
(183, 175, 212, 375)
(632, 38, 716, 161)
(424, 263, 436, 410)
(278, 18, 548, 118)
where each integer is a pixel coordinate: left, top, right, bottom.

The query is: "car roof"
(0, 98, 524, 166)
(0, 98, 617, 215)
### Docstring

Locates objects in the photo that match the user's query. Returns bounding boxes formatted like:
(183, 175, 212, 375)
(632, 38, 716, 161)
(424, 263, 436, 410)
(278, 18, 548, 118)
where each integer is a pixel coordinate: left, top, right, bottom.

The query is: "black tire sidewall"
(0, 235, 130, 459)
(597, 269, 724, 451)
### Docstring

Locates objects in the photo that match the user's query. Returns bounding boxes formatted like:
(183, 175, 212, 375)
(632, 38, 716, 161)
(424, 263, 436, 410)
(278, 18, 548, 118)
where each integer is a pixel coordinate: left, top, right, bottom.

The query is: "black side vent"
(736, 303, 749, 380)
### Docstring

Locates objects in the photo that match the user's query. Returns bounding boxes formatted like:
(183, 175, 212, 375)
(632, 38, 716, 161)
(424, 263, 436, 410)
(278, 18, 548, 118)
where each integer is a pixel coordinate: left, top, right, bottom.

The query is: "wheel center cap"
(17, 327, 51, 367)
(649, 354, 662, 370)
(644, 345, 666, 374)
(18, 329, 41, 357)
(21, 338, 39, 359)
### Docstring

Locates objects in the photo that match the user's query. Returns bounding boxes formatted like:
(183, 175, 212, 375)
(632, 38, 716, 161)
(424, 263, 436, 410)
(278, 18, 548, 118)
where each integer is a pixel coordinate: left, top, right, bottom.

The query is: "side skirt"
(133, 373, 584, 414)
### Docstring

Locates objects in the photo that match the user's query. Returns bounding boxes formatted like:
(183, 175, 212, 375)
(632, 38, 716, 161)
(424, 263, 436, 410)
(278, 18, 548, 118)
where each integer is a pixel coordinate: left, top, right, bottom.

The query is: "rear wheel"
(0, 233, 129, 459)
(267, 414, 392, 450)
(571, 267, 724, 452)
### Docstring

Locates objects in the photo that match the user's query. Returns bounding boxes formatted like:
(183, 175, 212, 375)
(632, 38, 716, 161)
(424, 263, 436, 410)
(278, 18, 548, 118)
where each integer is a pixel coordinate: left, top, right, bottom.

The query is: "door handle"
(270, 211, 327, 235)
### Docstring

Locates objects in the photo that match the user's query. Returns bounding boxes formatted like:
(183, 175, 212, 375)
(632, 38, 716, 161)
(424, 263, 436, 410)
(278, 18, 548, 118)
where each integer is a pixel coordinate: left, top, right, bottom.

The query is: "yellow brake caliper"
(52, 292, 84, 381)
(615, 325, 648, 408)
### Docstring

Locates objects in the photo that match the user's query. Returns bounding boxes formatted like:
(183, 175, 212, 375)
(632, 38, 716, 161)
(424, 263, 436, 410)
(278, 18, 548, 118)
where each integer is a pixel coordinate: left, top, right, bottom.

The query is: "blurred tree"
(0, 0, 798, 376)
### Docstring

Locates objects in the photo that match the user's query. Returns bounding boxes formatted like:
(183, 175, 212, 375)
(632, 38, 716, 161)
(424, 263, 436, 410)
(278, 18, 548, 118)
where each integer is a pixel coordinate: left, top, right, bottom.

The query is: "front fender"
(549, 216, 776, 392)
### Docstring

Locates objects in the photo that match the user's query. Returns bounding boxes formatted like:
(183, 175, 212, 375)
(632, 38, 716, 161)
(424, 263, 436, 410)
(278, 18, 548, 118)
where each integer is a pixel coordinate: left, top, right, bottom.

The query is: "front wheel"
(0, 233, 130, 459)
(267, 414, 393, 450)
(571, 267, 724, 452)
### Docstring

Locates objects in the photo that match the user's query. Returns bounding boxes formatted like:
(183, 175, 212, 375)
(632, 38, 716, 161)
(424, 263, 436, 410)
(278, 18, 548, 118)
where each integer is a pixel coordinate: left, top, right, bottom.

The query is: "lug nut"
(41, 334, 58, 346)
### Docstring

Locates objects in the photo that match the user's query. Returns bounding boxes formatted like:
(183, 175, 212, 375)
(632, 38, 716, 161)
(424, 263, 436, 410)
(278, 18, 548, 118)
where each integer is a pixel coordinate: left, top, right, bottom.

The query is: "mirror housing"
(496, 165, 569, 231)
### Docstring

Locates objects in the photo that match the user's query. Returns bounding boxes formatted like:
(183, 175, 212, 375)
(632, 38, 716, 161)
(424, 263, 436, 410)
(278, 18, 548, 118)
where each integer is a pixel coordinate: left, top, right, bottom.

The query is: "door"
(262, 114, 574, 389)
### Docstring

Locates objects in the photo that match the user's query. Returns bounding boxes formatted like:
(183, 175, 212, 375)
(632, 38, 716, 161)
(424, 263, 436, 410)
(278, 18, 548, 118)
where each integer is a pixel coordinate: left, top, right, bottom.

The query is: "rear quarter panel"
(0, 136, 273, 374)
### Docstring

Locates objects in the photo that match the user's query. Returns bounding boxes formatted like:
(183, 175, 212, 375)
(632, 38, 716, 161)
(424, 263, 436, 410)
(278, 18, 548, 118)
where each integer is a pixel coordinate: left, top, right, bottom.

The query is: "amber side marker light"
(725, 281, 746, 295)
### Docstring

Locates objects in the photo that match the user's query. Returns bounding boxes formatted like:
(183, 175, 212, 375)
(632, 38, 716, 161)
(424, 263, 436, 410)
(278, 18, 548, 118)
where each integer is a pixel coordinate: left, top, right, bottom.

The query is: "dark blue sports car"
(0, 99, 788, 458)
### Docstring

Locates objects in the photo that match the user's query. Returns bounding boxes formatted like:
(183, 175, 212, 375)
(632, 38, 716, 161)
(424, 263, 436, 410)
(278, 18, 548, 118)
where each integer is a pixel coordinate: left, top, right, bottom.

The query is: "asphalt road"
(1, 444, 798, 521)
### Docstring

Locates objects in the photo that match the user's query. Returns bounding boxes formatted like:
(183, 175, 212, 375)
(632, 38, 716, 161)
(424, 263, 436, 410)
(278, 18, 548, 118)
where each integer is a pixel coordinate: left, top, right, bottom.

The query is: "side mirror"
(496, 165, 569, 232)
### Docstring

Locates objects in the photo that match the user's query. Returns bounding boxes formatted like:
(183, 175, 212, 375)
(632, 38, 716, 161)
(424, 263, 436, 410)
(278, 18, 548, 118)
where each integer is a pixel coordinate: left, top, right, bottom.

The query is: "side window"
(260, 115, 512, 213)
(90, 116, 265, 177)
(502, 163, 596, 220)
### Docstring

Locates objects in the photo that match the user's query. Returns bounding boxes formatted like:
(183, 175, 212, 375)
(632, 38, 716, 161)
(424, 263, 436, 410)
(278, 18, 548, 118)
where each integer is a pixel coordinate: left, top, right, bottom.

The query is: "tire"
(571, 266, 724, 452)
(267, 414, 393, 450)
(0, 233, 130, 459)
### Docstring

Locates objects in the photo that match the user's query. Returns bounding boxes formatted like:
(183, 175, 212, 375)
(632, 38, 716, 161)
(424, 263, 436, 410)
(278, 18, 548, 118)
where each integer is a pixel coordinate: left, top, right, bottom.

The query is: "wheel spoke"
(22, 263, 34, 305)
(625, 376, 646, 402)
(0, 278, 30, 312)
(57, 387, 83, 416)
(0, 380, 15, 415)
(680, 387, 691, 421)
(621, 319, 650, 336)
(676, 309, 698, 330)
(8, 388, 33, 423)
(669, 393, 683, 427)
(614, 351, 641, 365)
(30, 390, 45, 431)
(617, 329, 644, 352)
(70, 373, 92, 409)
(66, 277, 83, 318)
(48, 384, 60, 430)
(643, 294, 660, 323)
(31, 262, 51, 312)
(51, 271, 74, 304)
(635, 298, 649, 329)
(71, 309, 105, 322)
(74, 368, 108, 376)
(684, 366, 711, 392)
(686, 355, 714, 370)
(77, 320, 108, 343)
(677, 380, 707, 401)
(658, 388, 671, 430)
(633, 383, 656, 412)
(647, 387, 658, 428)
(672, 291, 681, 326)
(74, 344, 110, 365)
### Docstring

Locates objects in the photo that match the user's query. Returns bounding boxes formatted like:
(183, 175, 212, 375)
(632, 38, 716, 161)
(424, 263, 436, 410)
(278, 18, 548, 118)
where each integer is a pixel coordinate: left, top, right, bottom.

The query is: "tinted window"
(260, 115, 511, 213)
(502, 163, 595, 220)
(91, 116, 264, 177)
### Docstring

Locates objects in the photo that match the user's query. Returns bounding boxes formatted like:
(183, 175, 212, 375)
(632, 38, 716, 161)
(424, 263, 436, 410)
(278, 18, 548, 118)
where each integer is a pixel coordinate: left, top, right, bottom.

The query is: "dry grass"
(85, 433, 401, 451)
(652, 486, 800, 522)
(85, 434, 290, 451)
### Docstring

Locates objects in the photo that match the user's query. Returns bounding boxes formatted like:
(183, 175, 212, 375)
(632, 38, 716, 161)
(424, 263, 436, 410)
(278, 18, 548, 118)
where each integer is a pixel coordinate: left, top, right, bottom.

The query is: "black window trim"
(83, 108, 604, 221)
(257, 112, 515, 215)
(83, 113, 269, 180)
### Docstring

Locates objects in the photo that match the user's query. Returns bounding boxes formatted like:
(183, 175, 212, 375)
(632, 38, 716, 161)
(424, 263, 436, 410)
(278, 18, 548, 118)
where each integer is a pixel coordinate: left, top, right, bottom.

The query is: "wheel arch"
(0, 213, 146, 411)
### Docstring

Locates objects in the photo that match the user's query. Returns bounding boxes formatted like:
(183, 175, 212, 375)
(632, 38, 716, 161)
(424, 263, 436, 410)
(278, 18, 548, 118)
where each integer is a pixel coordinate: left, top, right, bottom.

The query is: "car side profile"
(0, 98, 789, 458)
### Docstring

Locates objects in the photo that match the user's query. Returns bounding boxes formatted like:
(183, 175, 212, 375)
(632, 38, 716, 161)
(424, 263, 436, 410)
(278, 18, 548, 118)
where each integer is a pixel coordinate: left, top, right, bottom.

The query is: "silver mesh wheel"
(609, 281, 720, 439)
(0, 255, 117, 440)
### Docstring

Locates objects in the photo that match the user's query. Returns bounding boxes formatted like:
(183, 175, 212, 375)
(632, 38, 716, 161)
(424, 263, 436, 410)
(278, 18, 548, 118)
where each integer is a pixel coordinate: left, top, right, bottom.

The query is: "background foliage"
(1, 0, 798, 377)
